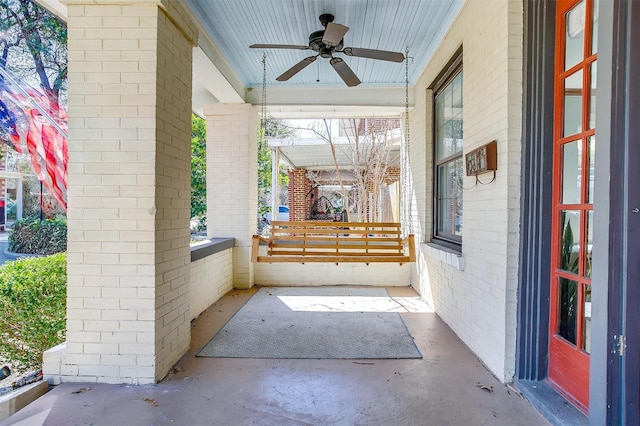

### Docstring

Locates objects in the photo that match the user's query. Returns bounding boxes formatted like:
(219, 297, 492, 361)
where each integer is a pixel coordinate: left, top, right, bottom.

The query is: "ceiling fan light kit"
(250, 13, 404, 86)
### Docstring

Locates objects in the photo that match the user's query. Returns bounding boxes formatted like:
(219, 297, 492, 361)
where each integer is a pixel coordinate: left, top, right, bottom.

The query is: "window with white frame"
(433, 57, 463, 248)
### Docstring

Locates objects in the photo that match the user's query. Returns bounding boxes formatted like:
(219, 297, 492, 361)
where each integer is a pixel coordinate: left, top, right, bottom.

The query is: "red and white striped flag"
(0, 65, 68, 211)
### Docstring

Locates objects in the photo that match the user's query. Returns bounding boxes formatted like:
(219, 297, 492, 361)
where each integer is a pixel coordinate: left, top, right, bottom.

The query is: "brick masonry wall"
(60, 0, 196, 384)
(288, 169, 309, 221)
(189, 249, 233, 320)
(153, 3, 195, 382)
(254, 245, 411, 286)
(204, 103, 257, 289)
(407, 0, 523, 382)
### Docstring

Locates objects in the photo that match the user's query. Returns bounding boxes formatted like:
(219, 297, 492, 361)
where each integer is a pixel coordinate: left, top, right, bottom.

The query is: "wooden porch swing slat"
(252, 221, 416, 264)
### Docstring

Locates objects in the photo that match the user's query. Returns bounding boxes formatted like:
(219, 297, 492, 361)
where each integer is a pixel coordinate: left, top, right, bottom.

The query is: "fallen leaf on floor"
(506, 383, 525, 399)
(143, 398, 158, 407)
(475, 383, 494, 393)
(72, 387, 91, 394)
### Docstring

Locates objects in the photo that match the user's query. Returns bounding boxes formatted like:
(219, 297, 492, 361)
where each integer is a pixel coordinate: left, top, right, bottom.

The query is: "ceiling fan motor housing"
(309, 30, 343, 54)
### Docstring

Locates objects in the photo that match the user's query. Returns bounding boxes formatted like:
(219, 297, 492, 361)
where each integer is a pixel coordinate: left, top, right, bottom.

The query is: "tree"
(191, 114, 206, 228)
(0, 0, 67, 106)
(0, 0, 68, 213)
(308, 118, 401, 222)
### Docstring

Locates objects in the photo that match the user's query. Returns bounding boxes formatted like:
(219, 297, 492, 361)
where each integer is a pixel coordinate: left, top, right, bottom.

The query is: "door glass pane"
(588, 136, 595, 204)
(586, 210, 593, 278)
(562, 141, 582, 205)
(582, 284, 592, 353)
(565, 0, 585, 70)
(588, 62, 597, 129)
(437, 158, 463, 237)
(559, 277, 578, 345)
(559, 210, 580, 274)
(563, 70, 583, 137)
(591, 0, 599, 54)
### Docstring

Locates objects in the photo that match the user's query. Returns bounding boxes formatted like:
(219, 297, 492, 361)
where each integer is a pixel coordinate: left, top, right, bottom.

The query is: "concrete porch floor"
(1, 286, 549, 426)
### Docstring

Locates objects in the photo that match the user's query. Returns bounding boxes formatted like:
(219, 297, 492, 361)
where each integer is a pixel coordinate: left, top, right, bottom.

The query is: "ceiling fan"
(250, 13, 404, 87)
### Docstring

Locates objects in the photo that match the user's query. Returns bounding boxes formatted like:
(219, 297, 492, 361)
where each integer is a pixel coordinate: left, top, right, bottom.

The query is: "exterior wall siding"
(409, 0, 523, 381)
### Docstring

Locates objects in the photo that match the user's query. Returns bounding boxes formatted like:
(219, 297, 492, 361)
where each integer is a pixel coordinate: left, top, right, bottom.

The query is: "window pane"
(563, 70, 583, 137)
(561, 140, 582, 205)
(565, 0, 585, 70)
(586, 210, 593, 278)
(437, 158, 463, 237)
(558, 277, 578, 345)
(588, 61, 597, 129)
(435, 72, 463, 161)
(591, 0, 599, 55)
(582, 284, 591, 353)
(559, 210, 580, 274)
(588, 136, 595, 204)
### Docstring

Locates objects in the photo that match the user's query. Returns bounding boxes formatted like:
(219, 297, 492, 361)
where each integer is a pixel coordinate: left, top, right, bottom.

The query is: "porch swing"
(252, 52, 415, 265)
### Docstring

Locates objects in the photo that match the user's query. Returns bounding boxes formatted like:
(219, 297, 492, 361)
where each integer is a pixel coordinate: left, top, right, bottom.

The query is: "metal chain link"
(403, 48, 413, 234)
(261, 53, 267, 128)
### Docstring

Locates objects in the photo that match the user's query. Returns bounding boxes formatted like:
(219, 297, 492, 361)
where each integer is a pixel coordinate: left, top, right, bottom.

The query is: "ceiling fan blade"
(276, 56, 317, 81)
(250, 44, 311, 50)
(330, 57, 361, 87)
(322, 22, 349, 46)
(341, 47, 405, 63)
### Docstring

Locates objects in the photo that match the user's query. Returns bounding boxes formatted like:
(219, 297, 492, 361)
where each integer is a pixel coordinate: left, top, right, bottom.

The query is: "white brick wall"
(254, 245, 412, 287)
(189, 249, 234, 320)
(204, 104, 258, 289)
(153, 3, 195, 382)
(407, 0, 523, 382)
(59, 0, 197, 384)
(45, 246, 234, 385)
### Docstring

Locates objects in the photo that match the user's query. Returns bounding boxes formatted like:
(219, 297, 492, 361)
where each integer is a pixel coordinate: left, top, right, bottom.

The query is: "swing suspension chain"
(405, 48, 410, 154)
(403, 48, 413, 234)
(261, 53, 267, 128)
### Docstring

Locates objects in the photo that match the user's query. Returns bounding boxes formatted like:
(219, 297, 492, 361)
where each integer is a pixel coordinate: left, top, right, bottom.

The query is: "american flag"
(0, 65, 68, 211)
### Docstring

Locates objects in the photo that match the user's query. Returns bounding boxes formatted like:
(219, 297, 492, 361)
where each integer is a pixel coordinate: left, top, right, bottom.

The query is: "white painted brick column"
(204, 104, 258, 289)
(57, 0, 197, 384)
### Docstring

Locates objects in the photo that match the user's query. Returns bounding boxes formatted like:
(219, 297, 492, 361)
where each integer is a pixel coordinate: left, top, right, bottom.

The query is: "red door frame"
(548, 0, 597, 414)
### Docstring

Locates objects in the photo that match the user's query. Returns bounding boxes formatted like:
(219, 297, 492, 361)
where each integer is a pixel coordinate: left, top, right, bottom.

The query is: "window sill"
(422, 242, 465, 271)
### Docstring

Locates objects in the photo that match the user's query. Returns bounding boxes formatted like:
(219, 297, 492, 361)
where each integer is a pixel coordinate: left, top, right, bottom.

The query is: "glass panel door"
(548, 0, 598, 414)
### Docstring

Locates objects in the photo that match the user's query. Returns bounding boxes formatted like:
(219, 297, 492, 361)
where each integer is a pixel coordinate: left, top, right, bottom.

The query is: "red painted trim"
(548, 0, 596, 413)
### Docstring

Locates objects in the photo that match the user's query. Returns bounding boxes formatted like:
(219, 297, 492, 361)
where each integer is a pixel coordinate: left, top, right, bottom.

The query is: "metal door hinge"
(612, 334, 626, 356)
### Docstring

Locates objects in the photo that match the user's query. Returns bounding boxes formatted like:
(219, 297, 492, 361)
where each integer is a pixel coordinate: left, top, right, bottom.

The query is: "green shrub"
(0, 254, 67, 370)
(8, 217, 67, 255)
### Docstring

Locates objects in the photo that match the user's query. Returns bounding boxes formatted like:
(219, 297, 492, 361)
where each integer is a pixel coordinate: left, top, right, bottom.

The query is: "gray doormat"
(197, 287, 422, 359)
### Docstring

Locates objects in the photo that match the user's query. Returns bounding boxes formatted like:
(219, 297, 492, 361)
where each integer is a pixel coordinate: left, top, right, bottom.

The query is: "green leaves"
(0, 254, 66, 370)
(191, 114, 207, 227)
(8, 217, 67, 255)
